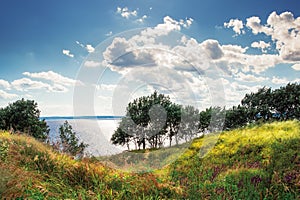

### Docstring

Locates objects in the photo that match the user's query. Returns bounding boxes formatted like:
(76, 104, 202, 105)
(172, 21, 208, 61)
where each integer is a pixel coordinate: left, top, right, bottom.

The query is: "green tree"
(241, 87, 272, 122)
(179, 105, 200, 142)
(272, 83, 300, 120)
(0, 98, 49, 141)
(59, 121, 88, 157)
(111, 91, 180, 150)
(224, 105, 248, 130)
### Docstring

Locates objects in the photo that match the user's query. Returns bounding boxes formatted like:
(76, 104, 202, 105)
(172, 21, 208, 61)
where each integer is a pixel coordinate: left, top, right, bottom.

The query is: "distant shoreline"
(40, 116, 124, 120)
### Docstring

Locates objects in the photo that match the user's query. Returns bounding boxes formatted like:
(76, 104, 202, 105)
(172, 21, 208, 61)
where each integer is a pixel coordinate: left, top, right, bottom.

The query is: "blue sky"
(0, 0, 300, 116)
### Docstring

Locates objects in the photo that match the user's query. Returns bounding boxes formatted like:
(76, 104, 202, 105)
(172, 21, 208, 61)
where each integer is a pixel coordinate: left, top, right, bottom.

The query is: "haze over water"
(45, 117, 125, 156)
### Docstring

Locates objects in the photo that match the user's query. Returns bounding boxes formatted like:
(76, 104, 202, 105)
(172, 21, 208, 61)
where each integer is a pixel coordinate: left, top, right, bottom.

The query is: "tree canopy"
(0, 98, 49, 141)
(111, 82, 300, 150)
(111, 91, 215, 150)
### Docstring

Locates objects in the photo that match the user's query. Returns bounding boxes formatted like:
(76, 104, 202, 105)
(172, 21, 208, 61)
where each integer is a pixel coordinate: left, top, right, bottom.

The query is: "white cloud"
(116, 7, 138, 19)
(62, 49, 74, 58)
(217, 43, 281, 74)
(0, 90, 17, 99)
(12, 78, 52, 92)
(96, 84, 116, 91)
(246, 16, 271, 35)
(0, 79, 10, 89)
(235, 72, 267, 82)
(137, 15, 147, 23)
(291, 63, 300, 71)
(86, 44, 95, 53)
(251, 41, 271, 53)
(23, 71, 79, 87)
(179, 17, 194, 28)
(224, 19, 245, 35)
(12, 77, 69, 93)
(271, 76, 289, 84)
(84, 60, 101, 68)
(246, 11, 300, 61)
(76, 41, 95, 53)
(200, 39, 223, 59)
(139, 16, 193, 39)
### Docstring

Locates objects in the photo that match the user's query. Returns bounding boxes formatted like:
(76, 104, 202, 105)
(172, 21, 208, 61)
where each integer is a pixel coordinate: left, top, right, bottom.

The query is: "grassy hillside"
(0, 120, 299, 199)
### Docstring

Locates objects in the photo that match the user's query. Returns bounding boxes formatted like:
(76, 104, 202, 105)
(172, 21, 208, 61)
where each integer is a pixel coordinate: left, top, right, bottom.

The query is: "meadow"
(0, 120, 299, 199)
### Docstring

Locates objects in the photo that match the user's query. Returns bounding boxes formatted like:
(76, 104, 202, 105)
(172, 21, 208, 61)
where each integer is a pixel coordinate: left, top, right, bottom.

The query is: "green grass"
(0, 120, 299, 199)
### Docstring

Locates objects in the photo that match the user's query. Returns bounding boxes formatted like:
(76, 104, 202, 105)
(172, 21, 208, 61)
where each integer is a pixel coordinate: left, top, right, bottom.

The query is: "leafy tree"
(111, 91, 180, 150)
(272, 83, 300, 120)
(241, 87, 273, 122)
(59, 121, 88, 157)
(179, 105, 200, 142)
(166, 103, 181, 146)
(0, 98, 49, 141)
(224, 105, 248, 130)
(199, 107, 225, 133)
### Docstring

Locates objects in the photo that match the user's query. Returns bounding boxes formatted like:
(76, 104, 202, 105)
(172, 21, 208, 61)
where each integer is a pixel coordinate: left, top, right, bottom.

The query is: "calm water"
(46, 118, 125, 156)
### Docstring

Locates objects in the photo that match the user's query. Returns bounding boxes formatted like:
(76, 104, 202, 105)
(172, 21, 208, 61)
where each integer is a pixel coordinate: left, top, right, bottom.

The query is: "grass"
(0, 120, 299, 199)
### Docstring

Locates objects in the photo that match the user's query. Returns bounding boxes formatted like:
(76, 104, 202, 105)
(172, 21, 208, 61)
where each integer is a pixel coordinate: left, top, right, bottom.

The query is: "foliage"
(0, 98, 49, 141)
(111, 91, 181, 150)
(241, 82, 300, 121)
(58, 120, 88, 157)
(111, 91, 224, 150)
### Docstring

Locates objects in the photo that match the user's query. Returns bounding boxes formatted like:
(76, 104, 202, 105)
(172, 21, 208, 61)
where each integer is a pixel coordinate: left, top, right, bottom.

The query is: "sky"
(0, 0, 300, 116)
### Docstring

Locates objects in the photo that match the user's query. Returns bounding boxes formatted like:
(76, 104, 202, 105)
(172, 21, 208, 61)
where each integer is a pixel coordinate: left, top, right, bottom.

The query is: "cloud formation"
(0, 90, 17, 99)
(291, 63, 300, 71)
(246, 11, 300, 61)
(0, 79, 10, 89)
(251, 41, 271, 53)
(62, 49, 74, 58)
(23, 71, 78, 87)
(116, 7, 138, 19)
(224, 19, 245, 35)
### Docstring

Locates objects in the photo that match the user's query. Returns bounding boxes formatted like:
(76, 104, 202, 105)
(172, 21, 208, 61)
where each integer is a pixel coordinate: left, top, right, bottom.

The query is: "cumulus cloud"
(224, 19, 245, 35)
(0, 79, 10, 89)
(215, 43, 281, 74)
(86, 44, 95, 53)
(12, 78, 69, 93)
(271, 76, 289, 84)
(251, 41, 271, 53)
(84, 60, 101, 68)
(235, 72, 267, 82)
(23, 71, 79, 87)
(0, 90, 17, 99)
(246, 11, 300, 61)
(138, 16, 193, 39)
(12, 78, 51, 92)
(200, 39, 224, 59)
(62, 49, 74, 58)
(116, 7, 138, 19)
(291, 63, 300, 71)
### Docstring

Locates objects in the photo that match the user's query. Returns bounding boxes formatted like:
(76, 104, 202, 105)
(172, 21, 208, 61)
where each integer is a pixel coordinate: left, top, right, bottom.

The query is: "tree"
(272, 83, 300, 120)
(179, 105, 200, 142)
(241, 87, 272, 122)
(111, 91, 180, 150)
(0, 98, 49, 141)
(224, 105, 248, 130)
(59, 121, 88, 157)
